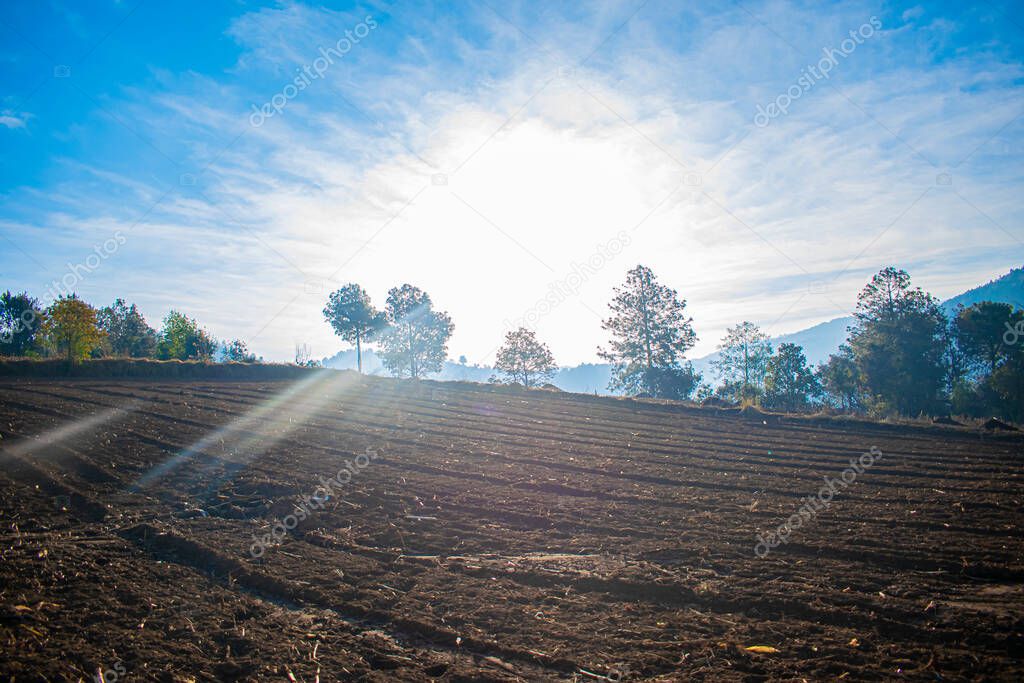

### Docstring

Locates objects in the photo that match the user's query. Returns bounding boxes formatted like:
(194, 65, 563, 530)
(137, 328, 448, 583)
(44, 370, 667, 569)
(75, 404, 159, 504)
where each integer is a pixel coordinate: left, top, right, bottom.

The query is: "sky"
(1, 0, 1023, 365)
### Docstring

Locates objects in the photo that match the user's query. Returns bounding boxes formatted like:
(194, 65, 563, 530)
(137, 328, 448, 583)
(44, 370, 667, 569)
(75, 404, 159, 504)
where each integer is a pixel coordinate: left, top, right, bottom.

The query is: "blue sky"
(2, 0, 1023, 364)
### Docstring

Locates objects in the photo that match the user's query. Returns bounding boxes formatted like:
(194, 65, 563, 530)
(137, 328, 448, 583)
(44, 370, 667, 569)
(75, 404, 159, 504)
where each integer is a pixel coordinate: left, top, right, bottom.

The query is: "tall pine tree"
(598, 265, 699, 399)
(848, 267, 946, 416)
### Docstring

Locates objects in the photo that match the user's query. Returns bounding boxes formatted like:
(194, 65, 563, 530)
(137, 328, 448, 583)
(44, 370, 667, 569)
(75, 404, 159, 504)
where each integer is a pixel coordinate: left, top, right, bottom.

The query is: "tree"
(223, 339, 257, 362)
(39, 295, 105, 364)
(157, 311, 217, 360)
(495, 328, 557, 387)
(712, 321, 772, 403)
(323, 284, 386, 373)
(943, 302, 1024, 421)
(638, 364, 702, 400)
(847, 267, 946, 416)
(97, 299, 157, 357)
(949, 378, 989, 418)
(598, 265, 699, 399)
(987, 344, 1024, 423)
(955, 302, 1023, 375)
(941, 312, 971, 393)
(816, 347, 861, 411)
(763, 343, 820, 412)
(0, 291, 43, 356)
(378, 285, 454, 379)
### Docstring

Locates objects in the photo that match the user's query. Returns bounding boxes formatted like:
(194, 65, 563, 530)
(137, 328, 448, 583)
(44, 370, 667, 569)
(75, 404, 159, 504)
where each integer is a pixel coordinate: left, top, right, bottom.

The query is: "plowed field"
(1, 374, 1022, 681)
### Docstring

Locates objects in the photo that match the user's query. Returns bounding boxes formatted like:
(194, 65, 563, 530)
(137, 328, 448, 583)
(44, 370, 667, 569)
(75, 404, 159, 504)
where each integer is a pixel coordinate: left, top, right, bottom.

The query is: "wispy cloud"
(1, 0, 1022, 363)
(0, 110, 30, 129)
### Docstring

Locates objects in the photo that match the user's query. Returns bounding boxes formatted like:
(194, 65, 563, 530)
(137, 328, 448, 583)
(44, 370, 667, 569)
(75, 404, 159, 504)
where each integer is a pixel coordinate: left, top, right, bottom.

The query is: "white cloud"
(901, 6, 925, 22)
(3, 0, 1022, 366)
(0, 110, 29, 129)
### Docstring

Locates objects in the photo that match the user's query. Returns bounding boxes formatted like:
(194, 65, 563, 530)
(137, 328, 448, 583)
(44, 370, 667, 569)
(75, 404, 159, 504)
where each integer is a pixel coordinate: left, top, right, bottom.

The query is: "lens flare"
(1, 404, 136, 460)
(132, 372, 359, 490)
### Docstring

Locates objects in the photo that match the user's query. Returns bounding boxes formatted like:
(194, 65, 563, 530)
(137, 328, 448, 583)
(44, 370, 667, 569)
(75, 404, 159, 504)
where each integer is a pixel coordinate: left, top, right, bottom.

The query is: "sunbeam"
(132, 372, 360, 490)
(0, 404, 136, 460)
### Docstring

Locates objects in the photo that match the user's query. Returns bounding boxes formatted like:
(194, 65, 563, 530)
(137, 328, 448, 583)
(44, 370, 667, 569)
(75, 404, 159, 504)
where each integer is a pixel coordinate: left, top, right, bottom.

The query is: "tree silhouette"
(763, 343, 820, 411)
(323, 284, 386, 373)
(598, 265, 699, 398)
(816, 347, 861, 411)
(495, 327, 556, 387)
(848, 267, 946, 416)
(712, 322, 772, 403)
(988, 342, 1024, 422)
(378, 285, 453, 379)
(955, 301, 1023, 375)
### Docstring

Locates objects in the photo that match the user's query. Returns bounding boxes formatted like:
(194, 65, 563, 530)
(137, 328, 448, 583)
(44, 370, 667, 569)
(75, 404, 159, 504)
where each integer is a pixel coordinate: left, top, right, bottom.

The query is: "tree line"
(3, 264, 1021, 421)
(322, 283, 556, 388)
(595, 265, 1023, 422)
(0, 295, 257, 364)
(319, 265, 1023, 422)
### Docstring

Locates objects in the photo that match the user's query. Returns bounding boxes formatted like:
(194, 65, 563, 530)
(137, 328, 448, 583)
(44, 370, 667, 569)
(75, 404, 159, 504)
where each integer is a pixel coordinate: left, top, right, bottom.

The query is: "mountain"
(694, 265, 1024, 370)
(768, 316, 853, 365)
(941, 266, 1024, 313)
(550, 363, 613, 394)
(687, 317, 854, 378)
(321, 348, 387, 375)
(322, 266, 1024, 394)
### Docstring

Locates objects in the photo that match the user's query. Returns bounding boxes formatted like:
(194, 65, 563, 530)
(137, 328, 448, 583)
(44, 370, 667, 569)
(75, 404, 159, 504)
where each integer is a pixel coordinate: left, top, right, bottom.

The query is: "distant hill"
(942, 266, 1024, 312)
(323, 266, 1023, 394)
(694, 265, 1024, 370)
(690, 315, 855, 372)
(768, 317, 853, 366)
(321, 349, 614, 394)
(322, 348, 387, 375)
